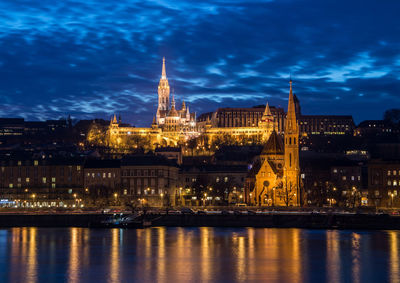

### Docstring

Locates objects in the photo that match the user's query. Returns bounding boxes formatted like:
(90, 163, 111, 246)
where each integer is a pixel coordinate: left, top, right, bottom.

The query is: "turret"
(157, 57, 170, 124)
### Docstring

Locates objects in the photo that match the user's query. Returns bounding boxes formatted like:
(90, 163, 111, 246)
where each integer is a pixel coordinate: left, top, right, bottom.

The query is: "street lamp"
(391, 193, 394, 207)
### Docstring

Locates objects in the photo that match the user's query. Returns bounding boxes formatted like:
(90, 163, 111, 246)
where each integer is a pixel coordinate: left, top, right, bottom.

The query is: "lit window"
(388, 170, 391, 176)
(9, 183, 13, 188)
(108, 173, 111, 178)
(342, 176, 347, 181)
(123, 189, 127, 195)
(51, 177, 56, 182)
(333, 169, 337, 173)
(34, 160, 38, 166)
(26, 178, 30, 183)
(77, 166, 81, 171)
(42, 177, 46, 183)
(351, 176, 355, 181)
(52, 183, 56, 189)
(394, 181, 398, 186)
(224, 177, 228, 182)
(388, 180, 392, 186)
(394, 171, 397, 176)
(17, 178, 21, 182)
(216, 177, 220, 183)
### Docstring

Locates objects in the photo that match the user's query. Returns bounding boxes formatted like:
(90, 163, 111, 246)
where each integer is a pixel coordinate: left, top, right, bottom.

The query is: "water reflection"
(1, 227, 400, 283)
(326, 230, 340, 282)
(390, 231, 399, 283)
(109, 229, 120, 283)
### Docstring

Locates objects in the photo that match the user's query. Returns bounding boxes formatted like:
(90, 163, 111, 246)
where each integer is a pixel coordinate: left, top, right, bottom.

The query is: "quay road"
(0, 207, 399, 229)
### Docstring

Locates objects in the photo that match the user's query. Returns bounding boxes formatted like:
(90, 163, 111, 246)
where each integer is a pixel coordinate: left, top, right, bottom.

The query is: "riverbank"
(0, 212, 400, 229)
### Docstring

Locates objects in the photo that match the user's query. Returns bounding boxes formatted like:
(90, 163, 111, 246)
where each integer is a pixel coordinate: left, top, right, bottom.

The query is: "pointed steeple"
(161, 57, 167, 79)
(152, 116, 156, 125)
(264, 102, 272, 116)
(112, 114, 118, 124)
(171, 94, 176, 109)
(286, 79, 297, 130)
(182, 100, 186, 110)
(168, 94, 178, 117)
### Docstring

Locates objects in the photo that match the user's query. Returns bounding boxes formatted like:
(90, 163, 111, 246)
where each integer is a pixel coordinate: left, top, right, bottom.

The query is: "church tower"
(157, 57, 170, 124)
(258, 102, 277, 142)
(284, 80, 300, 206)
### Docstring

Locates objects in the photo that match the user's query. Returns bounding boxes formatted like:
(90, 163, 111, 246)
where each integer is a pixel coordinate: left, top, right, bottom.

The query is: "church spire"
(264, 102, 272, 117)
(287, 79, 297, 129)
(162, 57, 167, 79)
(171, 94, 176, 109)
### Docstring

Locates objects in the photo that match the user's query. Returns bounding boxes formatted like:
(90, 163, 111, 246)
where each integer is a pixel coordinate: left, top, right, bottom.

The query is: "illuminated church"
(248, 81, 300, 206)
(105, 57, 279, 148)
(156, 57, 196, 130)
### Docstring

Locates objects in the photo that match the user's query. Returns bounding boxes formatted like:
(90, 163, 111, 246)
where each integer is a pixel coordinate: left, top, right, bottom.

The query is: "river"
(0, 227, 399, 282)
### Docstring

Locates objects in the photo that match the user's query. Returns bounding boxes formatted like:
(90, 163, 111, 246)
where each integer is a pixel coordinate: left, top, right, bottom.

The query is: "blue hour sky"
(0, 0, 399, 126)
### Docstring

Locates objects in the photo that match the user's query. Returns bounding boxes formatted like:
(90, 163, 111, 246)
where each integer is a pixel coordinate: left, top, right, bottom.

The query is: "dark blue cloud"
(0, 0, 399, 125)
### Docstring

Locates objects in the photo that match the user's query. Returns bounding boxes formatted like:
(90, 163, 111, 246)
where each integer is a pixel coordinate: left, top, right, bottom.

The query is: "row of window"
(388, 170, 399, 176)
(8, 183, 57, 188)
(388, 180, 400, 186)
(86, 172, 116, 178)
(122, 170, 162, 177)
(1, 167, 79, 177)
(341, 176, 361, 181)
(184, 177, 231, 183)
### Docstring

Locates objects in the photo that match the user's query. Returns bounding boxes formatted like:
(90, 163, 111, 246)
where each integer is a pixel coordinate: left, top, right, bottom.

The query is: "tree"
(384, 109, 400, 126)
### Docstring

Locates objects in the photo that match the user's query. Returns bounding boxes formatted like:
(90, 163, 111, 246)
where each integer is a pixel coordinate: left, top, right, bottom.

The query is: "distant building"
(355, 120, 399, 137)
(299, 115, 355, 136)
(197, 105, 286, 133)
(178, 164, 248, 206)
(368, 159, 400, 208)
(84, 159, 121, 191)
(121, 156, 179, 206)
(0, 158, 83, 207)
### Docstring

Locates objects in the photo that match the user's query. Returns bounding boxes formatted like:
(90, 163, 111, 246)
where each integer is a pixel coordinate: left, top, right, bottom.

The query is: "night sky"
(0, 0, 399, 126)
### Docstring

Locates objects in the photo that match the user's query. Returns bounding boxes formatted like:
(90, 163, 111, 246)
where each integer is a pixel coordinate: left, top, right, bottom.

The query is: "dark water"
(0, 227, 399, 283)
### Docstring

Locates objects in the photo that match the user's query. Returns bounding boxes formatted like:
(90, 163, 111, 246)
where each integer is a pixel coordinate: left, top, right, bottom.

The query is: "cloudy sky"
(0, 0, 399, 126)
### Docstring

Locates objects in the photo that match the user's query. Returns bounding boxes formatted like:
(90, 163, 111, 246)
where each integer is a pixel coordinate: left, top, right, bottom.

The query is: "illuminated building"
(197, 105, 285, 132)
(107, 58, 198, 148)
(299, 115, 355, 136)
(249, 81, 300, 206)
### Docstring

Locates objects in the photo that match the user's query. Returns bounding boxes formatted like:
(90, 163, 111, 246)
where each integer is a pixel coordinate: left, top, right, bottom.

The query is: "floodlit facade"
(251, 81, 300, 206)
(105, 58, 278, 150)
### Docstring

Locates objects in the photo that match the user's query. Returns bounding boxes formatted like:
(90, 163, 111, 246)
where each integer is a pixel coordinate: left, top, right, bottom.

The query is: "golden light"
(114, 193, 118, 198)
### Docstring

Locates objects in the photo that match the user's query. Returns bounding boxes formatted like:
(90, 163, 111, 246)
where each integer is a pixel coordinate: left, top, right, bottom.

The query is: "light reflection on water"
(0, 227, 399, 283)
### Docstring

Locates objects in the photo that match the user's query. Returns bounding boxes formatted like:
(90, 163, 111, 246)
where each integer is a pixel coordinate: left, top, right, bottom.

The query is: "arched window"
(289, 137, 292, 145)
(289, 153, 292, 167)
(294, 138, 296, 145)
